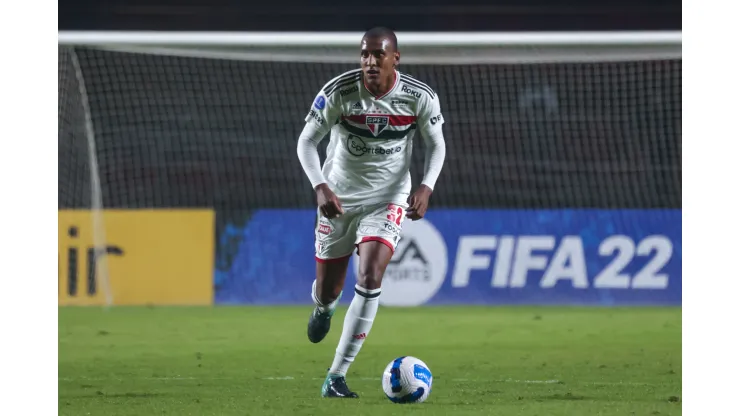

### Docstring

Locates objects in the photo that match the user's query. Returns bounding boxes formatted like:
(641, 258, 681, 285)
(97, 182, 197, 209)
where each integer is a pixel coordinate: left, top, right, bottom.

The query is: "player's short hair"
(363, 27, 398, 51)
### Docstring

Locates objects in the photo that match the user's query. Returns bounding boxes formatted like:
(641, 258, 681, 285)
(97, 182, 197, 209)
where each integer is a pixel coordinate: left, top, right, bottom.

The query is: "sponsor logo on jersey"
(402, 85, 422, 99)
(365, 116, 389, 136)
(340, 85, 359, 97)
(318, 224, 332, 235)
(313, 95, 326, 110)
(391, 100, 409, 107)
(430, 114, 443, 125)
(308, 109, 325, 125)
(347, 134, 401, 157)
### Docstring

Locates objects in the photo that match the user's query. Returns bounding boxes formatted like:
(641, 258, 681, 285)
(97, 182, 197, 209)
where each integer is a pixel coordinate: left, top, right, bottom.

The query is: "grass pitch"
(59, 306, 681, 415)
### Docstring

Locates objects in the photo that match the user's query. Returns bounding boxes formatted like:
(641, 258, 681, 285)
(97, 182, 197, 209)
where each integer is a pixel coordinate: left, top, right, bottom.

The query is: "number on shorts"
(387, 204, 404, 226)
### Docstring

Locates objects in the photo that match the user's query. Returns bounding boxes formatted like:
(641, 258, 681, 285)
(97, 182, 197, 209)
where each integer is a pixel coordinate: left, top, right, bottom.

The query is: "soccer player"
(296, 27, 446, 398)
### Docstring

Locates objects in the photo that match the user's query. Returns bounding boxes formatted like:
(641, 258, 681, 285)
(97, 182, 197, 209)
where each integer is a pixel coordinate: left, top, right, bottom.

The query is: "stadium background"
(58, 0, 681, 307)
(58, 2, 682, 414)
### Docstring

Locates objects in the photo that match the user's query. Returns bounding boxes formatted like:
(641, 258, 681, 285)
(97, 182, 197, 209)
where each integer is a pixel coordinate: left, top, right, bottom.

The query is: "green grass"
(59, 306, 681, 415)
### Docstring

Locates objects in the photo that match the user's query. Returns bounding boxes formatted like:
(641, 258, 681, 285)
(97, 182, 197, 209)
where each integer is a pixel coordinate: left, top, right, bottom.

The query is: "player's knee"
(356, 264, 384, 290)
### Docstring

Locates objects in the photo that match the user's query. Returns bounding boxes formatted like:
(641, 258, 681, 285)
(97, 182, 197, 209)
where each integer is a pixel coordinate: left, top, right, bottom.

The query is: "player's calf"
(326, 241, 390, 377)
(327, 284, 382, 374)
(308, 279, 343, 344)
(308, 255, 351, 343)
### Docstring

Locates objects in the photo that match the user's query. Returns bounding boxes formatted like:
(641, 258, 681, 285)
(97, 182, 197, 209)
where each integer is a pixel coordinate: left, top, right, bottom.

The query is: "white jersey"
(304, 69, 445, 207)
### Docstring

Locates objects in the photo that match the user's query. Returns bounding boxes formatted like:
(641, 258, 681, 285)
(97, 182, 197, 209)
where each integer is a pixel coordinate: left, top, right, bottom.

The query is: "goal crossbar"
(58, 31, 682, 64)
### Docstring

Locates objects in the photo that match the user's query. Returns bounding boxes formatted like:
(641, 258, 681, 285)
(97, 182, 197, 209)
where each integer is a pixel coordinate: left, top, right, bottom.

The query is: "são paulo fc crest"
(365, 116, 389, 136)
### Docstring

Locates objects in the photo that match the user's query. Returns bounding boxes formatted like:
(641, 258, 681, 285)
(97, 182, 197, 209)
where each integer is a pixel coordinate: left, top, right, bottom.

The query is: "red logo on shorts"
(318, 224, 332, 235)
(352, 333, 367, 340)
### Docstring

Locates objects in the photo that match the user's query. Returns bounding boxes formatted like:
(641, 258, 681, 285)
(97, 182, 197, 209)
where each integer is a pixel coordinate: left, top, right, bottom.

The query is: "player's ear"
(394, 51, 400, 67)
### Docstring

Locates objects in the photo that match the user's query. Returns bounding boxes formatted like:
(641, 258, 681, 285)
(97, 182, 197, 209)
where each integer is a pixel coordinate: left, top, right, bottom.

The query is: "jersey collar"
(363, 69, 399, 100)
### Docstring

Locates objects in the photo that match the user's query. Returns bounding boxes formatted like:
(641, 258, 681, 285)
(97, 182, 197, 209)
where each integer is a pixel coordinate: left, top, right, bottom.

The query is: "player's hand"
(315, 183, 344, 218)
(406, 185, 433, 221)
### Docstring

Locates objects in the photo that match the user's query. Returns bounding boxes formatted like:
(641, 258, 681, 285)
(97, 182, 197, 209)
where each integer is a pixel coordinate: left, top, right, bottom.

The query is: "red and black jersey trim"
(340, 120, 416, 140)
(342, 115, 417, 125)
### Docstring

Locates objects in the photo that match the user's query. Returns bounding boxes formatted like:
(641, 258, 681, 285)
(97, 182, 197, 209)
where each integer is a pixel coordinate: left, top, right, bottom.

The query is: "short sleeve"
(417, 93, 444, 138)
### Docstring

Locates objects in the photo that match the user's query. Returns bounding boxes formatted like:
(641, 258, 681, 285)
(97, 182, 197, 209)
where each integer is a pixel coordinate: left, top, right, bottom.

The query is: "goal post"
(58, 31, 681, 64)
(58, 31, 682, 305)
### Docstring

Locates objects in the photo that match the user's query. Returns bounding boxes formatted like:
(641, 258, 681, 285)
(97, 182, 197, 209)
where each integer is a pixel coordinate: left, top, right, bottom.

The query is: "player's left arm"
(407, 92, 447, 221)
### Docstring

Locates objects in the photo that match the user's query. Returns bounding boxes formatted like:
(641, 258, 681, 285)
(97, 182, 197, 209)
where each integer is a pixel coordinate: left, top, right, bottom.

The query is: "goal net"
(58, 32, 681, 211)
(58, 32, 682, 303)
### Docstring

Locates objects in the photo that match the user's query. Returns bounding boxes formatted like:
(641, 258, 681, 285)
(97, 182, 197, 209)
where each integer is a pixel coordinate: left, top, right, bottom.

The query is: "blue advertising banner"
(214, 210, 681, 306)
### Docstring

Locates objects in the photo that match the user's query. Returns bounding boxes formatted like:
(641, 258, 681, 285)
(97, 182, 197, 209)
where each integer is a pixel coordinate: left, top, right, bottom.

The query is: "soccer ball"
(381, 356, 433, 403)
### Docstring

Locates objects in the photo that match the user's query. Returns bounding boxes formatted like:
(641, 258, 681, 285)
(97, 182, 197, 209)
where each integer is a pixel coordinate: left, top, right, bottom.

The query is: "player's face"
(361, 37, 398, 87)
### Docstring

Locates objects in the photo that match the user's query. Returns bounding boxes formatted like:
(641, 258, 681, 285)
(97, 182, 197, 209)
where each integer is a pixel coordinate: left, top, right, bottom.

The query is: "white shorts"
(314, 202, 407, 262)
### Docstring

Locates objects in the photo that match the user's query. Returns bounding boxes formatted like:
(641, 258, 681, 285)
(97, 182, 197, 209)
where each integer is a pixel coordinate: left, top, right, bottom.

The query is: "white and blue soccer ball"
(381, 356, 433, 403)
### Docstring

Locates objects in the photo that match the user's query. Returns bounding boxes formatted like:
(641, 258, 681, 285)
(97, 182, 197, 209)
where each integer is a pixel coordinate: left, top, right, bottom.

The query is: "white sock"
(328, 284, 381, 376)
(312, 279, 340, 313)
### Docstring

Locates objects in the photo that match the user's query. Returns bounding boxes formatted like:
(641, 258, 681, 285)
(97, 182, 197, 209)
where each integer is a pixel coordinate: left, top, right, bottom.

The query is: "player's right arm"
(296, 89, 344, 218)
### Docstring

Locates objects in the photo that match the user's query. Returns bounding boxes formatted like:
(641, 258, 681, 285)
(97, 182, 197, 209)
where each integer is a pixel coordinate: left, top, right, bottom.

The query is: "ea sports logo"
(352, 219, 447, 307)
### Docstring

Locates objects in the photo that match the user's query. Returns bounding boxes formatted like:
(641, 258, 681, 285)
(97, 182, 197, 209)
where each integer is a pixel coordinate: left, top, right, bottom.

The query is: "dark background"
(59, 0, 681, 32)
(58, 0, 681, 215)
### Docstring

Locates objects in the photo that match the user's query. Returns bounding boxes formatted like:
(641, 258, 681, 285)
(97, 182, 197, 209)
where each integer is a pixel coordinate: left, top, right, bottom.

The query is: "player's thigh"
(354, 203, 407, 288)
(355, 241, 394, 289)
(355, 202, 407, 252)
(314, 209, 359, 297)
(314, 207, 359, 265)
(315, 255, 351, 300)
